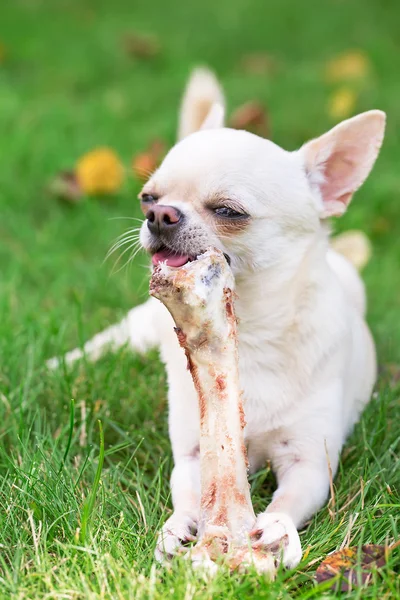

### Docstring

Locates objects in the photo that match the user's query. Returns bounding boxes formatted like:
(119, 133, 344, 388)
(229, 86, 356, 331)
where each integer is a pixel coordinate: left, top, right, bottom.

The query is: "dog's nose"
(146, 205, 183, 236)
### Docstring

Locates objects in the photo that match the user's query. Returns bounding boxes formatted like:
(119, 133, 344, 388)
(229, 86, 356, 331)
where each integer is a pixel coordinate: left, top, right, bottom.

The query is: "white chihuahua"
(49, 69, 385, 568)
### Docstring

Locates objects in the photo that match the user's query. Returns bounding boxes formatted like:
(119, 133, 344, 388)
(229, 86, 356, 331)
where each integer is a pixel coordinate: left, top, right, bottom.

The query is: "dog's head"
(139, 69, 385, 275)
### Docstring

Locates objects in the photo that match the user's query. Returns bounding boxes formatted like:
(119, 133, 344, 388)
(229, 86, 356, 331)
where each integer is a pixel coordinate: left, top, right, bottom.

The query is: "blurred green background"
(0, 1, 399, 598)
(1, 0, 400, 365)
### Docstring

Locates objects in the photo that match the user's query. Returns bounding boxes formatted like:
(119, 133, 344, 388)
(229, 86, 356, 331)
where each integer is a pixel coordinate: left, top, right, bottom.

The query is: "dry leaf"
(371, 216, 390, 235)
(132, 139, 167, 182)
(240, 53, 279, 76)
(316, 545, 387, 591)
(229, 101, 269, 138)
(330, 230, 372, 270)
(123, 32, 161, 60)
(76, 148, 124, 195)
(48, 171, 82, 203)
(328, 88, 357, 120)
(132, 153, 157, 182)
(385, 363, 400, 386)
(326, 51, 370, 83)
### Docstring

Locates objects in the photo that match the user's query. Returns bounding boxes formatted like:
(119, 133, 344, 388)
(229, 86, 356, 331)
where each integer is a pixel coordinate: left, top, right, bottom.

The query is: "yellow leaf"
(76, 148, 124, 195)
(328, 88, 357, 120)
(325, 51, 370, 83)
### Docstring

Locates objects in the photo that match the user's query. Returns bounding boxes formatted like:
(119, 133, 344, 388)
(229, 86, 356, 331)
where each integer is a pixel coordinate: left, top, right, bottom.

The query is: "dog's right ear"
(178, 68, 225, 140)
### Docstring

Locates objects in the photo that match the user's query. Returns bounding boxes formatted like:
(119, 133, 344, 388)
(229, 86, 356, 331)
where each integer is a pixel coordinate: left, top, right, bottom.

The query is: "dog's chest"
(159, 301, 309, 435)
(237, 334, 302, 434)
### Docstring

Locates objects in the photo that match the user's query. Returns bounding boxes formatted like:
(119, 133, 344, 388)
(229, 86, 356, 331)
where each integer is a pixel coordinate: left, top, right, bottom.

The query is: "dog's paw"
(250, 512, 302, 569)
(155, 512, 198, 563)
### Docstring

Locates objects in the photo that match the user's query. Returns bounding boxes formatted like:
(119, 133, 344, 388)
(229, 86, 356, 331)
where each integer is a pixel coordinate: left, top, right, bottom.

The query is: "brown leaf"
(132, 138, 167, 182)
(239, 53, 279, 76)
(229, 101, 269, 138)
(371, 216, 391, 235)
(48, 171, 82, 203)
(385, 363, 400, 386)
(315, 545, 387, 591)
(123, 32, 161, 60)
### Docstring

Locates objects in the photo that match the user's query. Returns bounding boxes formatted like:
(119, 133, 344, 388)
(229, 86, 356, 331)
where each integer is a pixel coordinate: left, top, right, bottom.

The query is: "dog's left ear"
(178, 68, 225, 140)
(300, 110, 386, 218)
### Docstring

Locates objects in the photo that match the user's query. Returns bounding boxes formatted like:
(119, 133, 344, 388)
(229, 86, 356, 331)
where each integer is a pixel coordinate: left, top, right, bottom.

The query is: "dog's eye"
(141, 193, 158, 204)
(214, 207, 247, 218)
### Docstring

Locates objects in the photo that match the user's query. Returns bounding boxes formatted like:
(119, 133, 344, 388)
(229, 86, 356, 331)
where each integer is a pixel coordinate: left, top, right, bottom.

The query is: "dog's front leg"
(155, 365, 201, 562)
(47, 297, 163, 369)
(251, 399, 343, 569)
(155, 452, 201, 562)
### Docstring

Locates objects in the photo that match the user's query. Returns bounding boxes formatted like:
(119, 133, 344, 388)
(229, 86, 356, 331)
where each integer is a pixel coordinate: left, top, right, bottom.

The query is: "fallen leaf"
(327, 87, 357, 120)
(325, 51, 371, 83)
(149, 138, 167, 160)
(132, 138, 167, 182)
(76, 148, 124, 195)
(132, 153, 157, 182)
(239, 53, 279, 76)
(385, 363, 400, 386)
(48, 171, 82, 203)
(229, 101, 269, 138)
(330, 230, 372, 270)
(315, 545, 387, 591)
(123, 32, 161, 60)
(371, 216, 390, 235)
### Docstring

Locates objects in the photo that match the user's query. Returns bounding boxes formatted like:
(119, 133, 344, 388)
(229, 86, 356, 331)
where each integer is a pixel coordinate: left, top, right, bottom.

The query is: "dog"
(48, 68, 385, 568)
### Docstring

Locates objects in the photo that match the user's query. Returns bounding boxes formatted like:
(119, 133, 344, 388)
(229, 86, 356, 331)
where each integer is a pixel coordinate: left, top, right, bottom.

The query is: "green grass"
(0, 0, 399, 597)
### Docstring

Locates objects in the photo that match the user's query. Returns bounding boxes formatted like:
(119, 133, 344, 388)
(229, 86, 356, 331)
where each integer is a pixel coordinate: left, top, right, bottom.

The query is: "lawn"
(0, 0, 399, 598)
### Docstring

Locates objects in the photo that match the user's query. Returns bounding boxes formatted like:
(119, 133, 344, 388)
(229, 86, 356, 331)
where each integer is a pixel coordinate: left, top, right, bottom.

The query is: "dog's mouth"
(151, 245, 231, 268)
(151, 245, 197, 268)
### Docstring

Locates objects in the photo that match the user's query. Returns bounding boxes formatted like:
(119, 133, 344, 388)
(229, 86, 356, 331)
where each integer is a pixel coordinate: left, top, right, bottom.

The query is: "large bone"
(150, 248, 277, 574)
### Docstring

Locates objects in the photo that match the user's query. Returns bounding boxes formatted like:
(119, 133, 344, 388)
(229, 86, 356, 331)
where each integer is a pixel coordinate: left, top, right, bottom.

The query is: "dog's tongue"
(152, 249, 190, 267)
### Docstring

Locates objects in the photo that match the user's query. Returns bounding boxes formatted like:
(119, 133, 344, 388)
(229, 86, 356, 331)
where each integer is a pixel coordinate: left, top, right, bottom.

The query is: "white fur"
(48, 69, 385, 568)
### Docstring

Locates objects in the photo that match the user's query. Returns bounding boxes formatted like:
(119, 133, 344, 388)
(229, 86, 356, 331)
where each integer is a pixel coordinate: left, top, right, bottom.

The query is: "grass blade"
(58, 398, 75, 474)
(79, 420, 105, 545)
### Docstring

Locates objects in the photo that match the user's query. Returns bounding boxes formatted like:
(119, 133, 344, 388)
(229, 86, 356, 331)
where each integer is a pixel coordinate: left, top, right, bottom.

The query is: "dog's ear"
(300, 110, 386, 218)
(178, 67, 225, 140)
(200, 103, 225, 131)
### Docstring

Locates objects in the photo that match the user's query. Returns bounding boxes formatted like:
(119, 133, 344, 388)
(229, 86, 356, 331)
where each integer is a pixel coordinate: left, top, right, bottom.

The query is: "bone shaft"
(187, 319, 255, 539)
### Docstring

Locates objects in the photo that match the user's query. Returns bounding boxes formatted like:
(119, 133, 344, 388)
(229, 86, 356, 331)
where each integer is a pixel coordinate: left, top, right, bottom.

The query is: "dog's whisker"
(105, 231, 142, 259)
(108, 217, 144, 223)
(105, 238, 142, 262)
(127, 245, 145, 267)
(112, 242, 144, 274)
(109, 233, 141, 250)
(107, 236, 142, 262)
(110, 242, 142, 275)
(112, 227, 142, 243)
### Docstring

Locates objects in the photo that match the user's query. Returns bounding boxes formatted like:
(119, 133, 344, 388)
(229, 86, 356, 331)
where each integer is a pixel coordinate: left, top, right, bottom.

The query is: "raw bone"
(150, 248, 278, 574)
